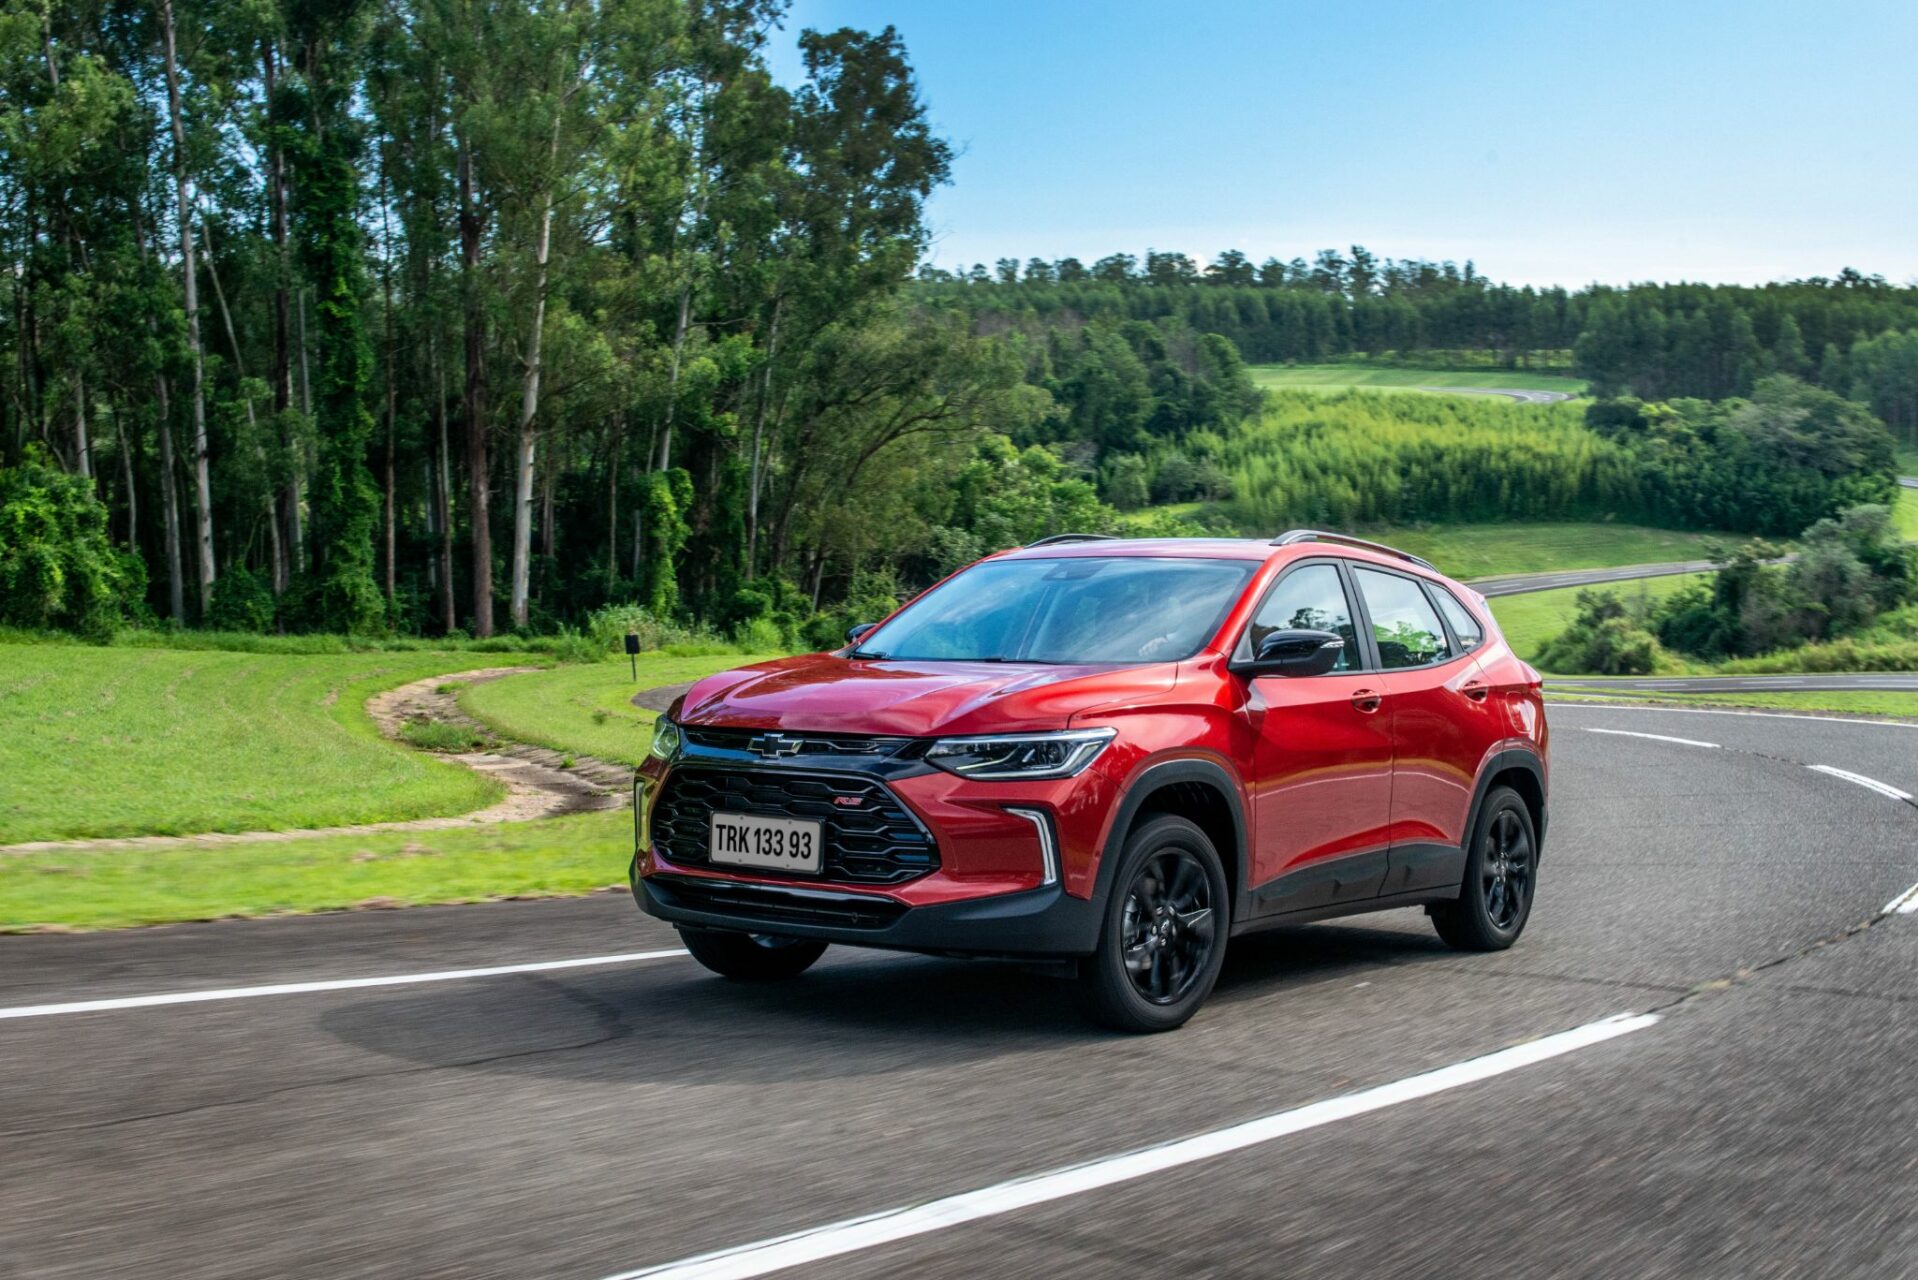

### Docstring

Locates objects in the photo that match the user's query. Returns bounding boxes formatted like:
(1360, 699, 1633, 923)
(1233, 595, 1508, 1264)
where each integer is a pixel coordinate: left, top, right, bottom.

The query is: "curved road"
(4, 703, 1916, 1277)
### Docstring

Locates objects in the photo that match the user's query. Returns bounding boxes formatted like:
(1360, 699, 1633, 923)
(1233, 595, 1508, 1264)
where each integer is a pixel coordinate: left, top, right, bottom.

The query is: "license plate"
(708, 811, 823, 874)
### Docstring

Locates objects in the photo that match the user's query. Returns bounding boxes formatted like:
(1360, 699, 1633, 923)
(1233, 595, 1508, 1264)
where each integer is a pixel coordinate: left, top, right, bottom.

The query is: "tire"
(677, 926, 828, 981)
(1075, 815, 1230, 1033)
(1431, 785, 1537, 951)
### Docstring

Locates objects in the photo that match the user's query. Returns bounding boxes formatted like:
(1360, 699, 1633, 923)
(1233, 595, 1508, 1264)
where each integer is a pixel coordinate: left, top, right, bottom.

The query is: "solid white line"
(1582, 727, 1720, 749)
(603, 1013, 1661, 1280)
(1883, 881, 1918, 916)
(1805, 764, 1913, 803)
(1550, 703, 1918, 730)
(0, 949, 688, 1021)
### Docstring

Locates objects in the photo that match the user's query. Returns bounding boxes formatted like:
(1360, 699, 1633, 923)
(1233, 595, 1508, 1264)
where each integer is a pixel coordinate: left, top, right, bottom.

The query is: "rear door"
(1349, 566, 1503, 894)
(1239, 559, 1394, 913)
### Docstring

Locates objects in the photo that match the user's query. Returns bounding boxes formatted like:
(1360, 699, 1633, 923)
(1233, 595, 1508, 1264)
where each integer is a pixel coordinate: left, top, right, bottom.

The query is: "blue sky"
(766, 0, 1918, 288)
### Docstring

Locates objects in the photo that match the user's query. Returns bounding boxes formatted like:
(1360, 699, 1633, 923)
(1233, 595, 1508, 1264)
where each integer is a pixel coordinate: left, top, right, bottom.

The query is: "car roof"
(991, 537, 1454, 580)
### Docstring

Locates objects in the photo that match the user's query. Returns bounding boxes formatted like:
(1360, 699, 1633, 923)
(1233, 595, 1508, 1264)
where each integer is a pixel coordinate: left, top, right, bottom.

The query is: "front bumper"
(633, 859, 1102, 958)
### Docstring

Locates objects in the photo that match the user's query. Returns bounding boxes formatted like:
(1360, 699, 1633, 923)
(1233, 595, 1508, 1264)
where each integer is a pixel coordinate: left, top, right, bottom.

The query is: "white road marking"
(603, 1012, 1660, 1280)
(1805, 765, 1913, 803)
(1551, 703, 1918, 730)
(1883, 881, 1918, 916)
(1582, 727, 1720, 749)
(0, 949, 688, 1021)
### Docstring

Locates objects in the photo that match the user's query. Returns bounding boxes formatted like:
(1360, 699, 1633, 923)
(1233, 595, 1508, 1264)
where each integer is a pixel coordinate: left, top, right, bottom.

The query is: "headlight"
(648, 718, 681, 762)
(924, 728, 1115, 780)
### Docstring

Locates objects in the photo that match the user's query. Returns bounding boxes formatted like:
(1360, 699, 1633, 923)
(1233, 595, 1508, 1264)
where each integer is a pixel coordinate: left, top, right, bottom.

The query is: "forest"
(921, 252, 1918, 429)
(5, 0, 1914, 645)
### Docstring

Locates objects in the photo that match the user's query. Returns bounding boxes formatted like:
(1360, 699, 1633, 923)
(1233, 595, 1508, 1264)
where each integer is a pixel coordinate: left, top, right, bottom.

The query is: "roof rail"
(1025, 533, 1120, 548)
(1271, 528, 1437, 572)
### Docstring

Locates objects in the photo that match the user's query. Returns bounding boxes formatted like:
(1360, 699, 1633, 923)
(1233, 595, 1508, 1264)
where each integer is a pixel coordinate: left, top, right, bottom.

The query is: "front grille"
(653, 765, 938, 885)
(680, 727, 913, 759)
(648, 874, 907, 930)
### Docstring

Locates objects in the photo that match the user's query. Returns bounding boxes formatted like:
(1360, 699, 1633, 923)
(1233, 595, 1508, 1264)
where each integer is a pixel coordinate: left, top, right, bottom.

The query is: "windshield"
(853, 556, 1256, 665)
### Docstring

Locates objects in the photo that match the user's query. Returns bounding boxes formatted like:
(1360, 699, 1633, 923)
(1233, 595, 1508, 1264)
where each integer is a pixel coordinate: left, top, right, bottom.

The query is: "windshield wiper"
(847, 648, 888, 660)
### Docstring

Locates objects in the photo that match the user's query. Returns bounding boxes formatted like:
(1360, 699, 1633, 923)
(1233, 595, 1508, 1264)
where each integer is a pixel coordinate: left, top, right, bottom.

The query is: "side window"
(1431, 585, 1484, 652)
(1353, 568, 1453, 669)
(1246, 564, 1358, 672)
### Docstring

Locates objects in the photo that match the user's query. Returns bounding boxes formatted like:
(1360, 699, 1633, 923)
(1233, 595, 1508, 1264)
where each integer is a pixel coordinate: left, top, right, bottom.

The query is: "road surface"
(1553, 672, 1918, 694)
(1900, 475, 1917, 490)
(1470, 560, 1717, 597)
(5, 703, 1916, 1278)
(1415, 386, 1575, 405)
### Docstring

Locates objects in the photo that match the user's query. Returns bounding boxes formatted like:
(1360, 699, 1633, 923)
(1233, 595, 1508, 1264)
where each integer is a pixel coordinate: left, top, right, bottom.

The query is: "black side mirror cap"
(846, 622, 877, 645)
(1232, 628, 1345, 678)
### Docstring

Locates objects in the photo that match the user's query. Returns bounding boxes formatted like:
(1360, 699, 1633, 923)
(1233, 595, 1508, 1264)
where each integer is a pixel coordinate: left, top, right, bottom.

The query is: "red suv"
(632, 530, 1547, 1032)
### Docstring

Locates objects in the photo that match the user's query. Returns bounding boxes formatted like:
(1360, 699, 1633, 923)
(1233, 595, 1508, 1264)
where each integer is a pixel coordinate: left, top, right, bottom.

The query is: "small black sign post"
(624, 632, 640, 683)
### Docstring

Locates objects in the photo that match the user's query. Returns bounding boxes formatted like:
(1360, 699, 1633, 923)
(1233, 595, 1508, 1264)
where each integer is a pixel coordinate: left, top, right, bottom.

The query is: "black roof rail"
(1024, 533, 1120, 548)
(1271, 528, 1437, 572)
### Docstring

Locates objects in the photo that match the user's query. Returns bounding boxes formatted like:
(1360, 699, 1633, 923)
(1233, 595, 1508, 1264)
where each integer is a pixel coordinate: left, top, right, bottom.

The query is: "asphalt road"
(1470, 560, 1717, 598)
(1900, 475, 1917, 490)
(1415, 387, 1574, 405)
(5, 703, 1917, 1278)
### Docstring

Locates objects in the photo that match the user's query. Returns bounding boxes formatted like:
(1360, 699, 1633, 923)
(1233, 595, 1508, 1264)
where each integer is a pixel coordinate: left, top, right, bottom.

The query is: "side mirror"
(1234, 628, 1344, 678)
(846, 622, 878, 646)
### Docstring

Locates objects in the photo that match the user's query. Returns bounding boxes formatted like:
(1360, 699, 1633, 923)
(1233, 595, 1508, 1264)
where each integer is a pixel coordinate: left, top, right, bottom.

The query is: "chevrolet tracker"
(631, 530, 1548, 1032)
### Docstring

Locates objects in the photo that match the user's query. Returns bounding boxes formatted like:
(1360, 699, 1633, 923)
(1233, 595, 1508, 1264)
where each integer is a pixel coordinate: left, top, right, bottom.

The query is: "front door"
(1241, 560, 1395, 914)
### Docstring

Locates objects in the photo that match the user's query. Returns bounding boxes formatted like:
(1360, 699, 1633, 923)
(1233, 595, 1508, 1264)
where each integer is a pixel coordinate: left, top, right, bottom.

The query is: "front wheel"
(677, 927, 827, 981)
(1430, 785, 1537, 951)
(1075, 815, 1229, 1033)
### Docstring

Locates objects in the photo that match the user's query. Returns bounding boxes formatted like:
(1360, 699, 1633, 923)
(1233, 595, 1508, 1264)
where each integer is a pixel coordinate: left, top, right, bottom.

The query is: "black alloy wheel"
(1076, 814, 1230, 1033)
(1431, 785, 1537, 951)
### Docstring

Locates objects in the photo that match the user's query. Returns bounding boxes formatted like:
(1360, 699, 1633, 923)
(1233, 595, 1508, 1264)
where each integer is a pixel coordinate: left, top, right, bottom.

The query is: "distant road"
(1551, 672, 1918, 694)
(1416, 386, 1574, 404)
(1470, 560, 1716, 598)
(1900, 475, 1918, 490)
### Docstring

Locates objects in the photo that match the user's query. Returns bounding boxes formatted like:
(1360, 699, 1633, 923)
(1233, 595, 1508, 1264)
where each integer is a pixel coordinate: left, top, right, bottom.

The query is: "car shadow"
(320, 914, 1458, 1084)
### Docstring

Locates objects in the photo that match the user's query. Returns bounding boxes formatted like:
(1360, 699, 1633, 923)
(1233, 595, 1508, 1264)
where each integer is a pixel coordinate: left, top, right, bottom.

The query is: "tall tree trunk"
(155, 376, 186, 624)
(745, 297, 781, 574)
(653, 282, 692, 471)
(264, 39, 304, 583)
(162, 0, 216, 611)
(201, 220, 280, 595)
(380, 170, 397, 605)
(457, 136, 493, 636)
(433, 338, 456, 634)
(72, 370, 91, 480)
(509, 156, 558, 631)
(115, 407, 137, 545)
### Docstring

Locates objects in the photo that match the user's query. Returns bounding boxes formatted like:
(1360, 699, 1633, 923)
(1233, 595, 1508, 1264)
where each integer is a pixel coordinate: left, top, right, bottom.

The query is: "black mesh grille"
(647, 875, 907, 930)
(680, 727, 913, 758)
(653, 765, 938, 885)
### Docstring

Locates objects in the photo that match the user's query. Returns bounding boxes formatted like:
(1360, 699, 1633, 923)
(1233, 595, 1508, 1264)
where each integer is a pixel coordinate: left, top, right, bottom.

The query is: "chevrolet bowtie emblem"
(747, 733, 804, 757)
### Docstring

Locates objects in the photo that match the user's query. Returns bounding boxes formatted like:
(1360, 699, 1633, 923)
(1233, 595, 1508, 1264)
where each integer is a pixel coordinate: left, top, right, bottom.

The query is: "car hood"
(674, 651, 1177, 737)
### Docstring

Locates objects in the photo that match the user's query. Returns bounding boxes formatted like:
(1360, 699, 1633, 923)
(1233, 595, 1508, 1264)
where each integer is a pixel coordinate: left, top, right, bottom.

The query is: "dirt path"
(0, 668, 633, 856)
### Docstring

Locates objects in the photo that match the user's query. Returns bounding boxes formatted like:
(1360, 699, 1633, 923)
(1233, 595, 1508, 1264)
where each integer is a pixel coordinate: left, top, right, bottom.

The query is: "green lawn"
(0, 808, 637, 931)
(1489, 573, 1708, 665)
(459, 652, 776, 766)
(1248, 362, 1588, 395)
(1548, 687, 1918, 721)
(1384, 523, 1724, 581)
(0, 643, 518, 843)
(1895, 445, 1918, 475)
(1895, 486, 1918, 542)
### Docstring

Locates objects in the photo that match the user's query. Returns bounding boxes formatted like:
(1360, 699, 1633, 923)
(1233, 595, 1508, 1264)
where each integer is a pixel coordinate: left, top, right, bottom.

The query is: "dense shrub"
(583, 603, 711, 656)
(0, 455, 125, 635)
(1535, 591, 1669, 675)
(205, 567, 277, 633)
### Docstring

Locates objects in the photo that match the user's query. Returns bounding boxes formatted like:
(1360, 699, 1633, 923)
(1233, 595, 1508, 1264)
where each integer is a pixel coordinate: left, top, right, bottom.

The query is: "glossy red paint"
(635, 538, 1547, 956)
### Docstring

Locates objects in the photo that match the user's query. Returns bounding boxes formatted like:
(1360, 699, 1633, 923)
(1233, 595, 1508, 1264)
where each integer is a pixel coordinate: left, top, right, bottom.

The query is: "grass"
(399, 719, 486, 753)
(1380, 523, 1723, 581)
(1489, 573, 1709, 665)
(0, 642, 519, 843)
(1548, 686, 1918, 721)
(1248, 362, 1588, 395)
(459, 652, 777, 766)
(1895, 486, 1918, 542)
(1895, 445, 1918, 475)
(0, 808, 638, 931)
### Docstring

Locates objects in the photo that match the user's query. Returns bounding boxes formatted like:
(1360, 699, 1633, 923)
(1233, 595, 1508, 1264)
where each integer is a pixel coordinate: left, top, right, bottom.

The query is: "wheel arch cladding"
(1110, 761, 1247, 918)
(1471, 750, 1547, 851)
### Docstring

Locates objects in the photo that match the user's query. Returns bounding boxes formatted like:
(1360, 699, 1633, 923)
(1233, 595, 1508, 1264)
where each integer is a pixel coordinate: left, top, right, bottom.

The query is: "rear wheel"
(1431, 786, 1537, 951)
(1075, 815, 1229, 1033)
(677, 927, 827, 981)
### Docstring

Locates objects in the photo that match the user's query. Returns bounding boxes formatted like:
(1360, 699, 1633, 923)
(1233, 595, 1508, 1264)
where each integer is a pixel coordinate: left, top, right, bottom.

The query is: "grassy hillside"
(1897, 486, 1918, 541)
(0, 644, 515, 843)
(1249, 362, 1587, 395)
(460, 653, 773, 766)
(1489, 573, 1709, 664)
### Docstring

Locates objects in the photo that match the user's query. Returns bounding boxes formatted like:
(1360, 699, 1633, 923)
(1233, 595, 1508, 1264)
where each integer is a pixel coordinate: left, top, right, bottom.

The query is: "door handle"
(1462, 680, 1489, 702)
(1351, 689, 1383, 713)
